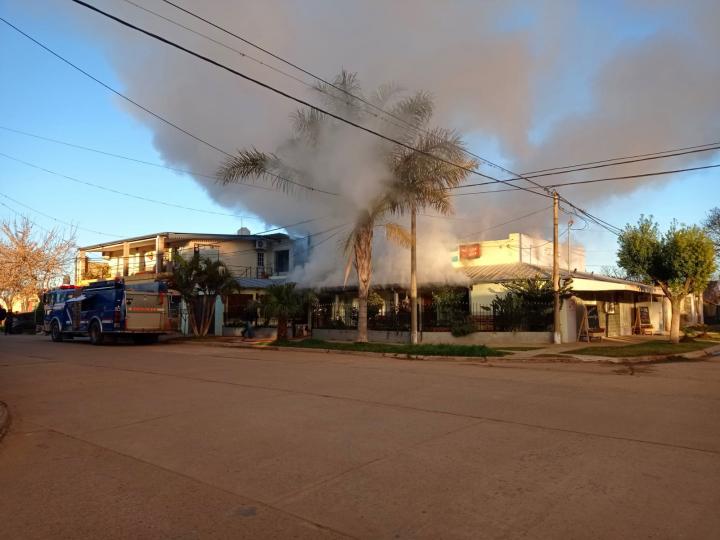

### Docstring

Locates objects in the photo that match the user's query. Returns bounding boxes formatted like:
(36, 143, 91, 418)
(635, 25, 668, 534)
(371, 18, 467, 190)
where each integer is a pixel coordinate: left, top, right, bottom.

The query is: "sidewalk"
(507, 336, 720, 363)
(176, 334, 720, 364)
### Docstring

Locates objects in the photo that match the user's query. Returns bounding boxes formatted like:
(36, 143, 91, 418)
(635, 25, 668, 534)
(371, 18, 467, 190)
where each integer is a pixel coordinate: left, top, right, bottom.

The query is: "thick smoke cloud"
(52, 0, 720, 285)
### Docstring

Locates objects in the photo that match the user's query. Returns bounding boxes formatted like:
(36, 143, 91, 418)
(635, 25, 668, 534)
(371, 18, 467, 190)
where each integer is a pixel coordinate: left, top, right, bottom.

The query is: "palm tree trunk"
(201, 296, 216, 336)
(188, 299, 200, 336)
(355, 221, 373, 343)
(277, 314, 288, 340)
(410, 205, 418, 345)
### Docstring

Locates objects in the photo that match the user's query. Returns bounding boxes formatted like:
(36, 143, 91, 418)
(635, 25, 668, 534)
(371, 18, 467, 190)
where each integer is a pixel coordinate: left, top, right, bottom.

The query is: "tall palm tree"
(386, 127, 478, 344)
(218, 71, 410, 343)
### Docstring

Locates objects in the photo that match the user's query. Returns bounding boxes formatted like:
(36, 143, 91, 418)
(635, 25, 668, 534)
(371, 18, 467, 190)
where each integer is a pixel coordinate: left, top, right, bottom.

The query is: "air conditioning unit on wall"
(255, 239, 266, 250)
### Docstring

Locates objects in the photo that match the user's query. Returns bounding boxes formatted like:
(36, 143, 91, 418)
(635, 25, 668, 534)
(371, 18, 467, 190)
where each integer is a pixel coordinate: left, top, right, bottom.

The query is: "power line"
(118, 0, 416, 138)
(116, 1, 620, 236)
(457, 143, 720, 189)
(453, 162, 720, 196)
(156, 1, 545, 181)
(69, 1, 560, 202)
(212, 222, 349, 257)
(150, 0, 624, 238)
(0, 124, 274, 192)
(0, 199, 60, 236)
(155, 1, 445, 140)
(0, 16, 337, 197)
(523, 144, 720, 180)
(459, 206, 553, 240)
(522, 140, 720, 176)
(0, 151, 268, 220)
(0, 192, 120, 237)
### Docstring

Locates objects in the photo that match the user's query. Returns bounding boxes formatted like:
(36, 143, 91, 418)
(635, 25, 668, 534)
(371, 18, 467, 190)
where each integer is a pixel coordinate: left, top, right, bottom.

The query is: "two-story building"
(75, 229, 294, 325)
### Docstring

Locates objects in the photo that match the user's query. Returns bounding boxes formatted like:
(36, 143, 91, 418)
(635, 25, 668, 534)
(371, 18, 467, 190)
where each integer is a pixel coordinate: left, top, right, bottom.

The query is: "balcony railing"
(233, 266, 276, 279)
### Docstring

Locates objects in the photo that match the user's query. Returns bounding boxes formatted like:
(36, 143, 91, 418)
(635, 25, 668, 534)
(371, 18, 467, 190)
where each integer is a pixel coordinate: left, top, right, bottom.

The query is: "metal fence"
(311, 298, 554, 333)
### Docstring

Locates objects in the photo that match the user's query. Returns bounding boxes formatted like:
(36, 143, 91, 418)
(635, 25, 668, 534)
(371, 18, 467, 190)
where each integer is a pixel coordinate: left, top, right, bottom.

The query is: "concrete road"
(1, 335, 719, 539)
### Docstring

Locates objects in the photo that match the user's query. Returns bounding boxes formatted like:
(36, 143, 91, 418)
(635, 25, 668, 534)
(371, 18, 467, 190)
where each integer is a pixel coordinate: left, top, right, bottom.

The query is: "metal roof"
(236, 277, 287, 289)
(462, 263, 551, 282)
(462, 262, 657, 292)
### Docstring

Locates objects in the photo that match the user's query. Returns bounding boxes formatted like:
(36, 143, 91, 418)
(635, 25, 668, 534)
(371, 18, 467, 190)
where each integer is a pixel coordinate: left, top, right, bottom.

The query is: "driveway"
(1, 335, 719, 539)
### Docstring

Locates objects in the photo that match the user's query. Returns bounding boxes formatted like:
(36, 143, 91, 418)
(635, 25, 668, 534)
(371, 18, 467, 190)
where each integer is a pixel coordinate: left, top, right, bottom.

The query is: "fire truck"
(43, 276, 180, 345)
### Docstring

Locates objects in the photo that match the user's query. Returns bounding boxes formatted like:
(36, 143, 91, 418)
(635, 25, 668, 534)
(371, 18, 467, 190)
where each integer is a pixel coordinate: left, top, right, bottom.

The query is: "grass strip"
(273, 338, 506, 357)
(572, 340, 715, 358)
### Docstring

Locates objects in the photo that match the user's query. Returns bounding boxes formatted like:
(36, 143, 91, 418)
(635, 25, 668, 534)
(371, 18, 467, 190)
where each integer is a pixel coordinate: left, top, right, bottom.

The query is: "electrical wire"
(0, 124, 274, 192)
(154, 0, 627, 236)
(0, 16, 337, 196)
(0, 191, 121, 237)
(453, 162, 720, 196)
(0, 152, 268, 220)
(523, 140, 720, 176)
(68, 1, 561, 202)
(458, 206, 553, 240)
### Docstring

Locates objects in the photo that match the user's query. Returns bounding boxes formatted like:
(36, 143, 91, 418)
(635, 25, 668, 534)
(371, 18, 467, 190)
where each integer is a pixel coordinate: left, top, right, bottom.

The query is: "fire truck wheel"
(50, 321, 63, 342)
(89, 321, 105, 345)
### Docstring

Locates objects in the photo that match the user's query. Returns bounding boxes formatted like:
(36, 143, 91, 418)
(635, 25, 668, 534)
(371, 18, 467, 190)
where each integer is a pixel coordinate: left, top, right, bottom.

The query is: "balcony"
(233, 266, 276, 279)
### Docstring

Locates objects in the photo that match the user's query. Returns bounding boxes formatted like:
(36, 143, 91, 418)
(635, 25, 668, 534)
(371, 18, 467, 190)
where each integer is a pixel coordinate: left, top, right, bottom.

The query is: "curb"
(0, 401, 9, 443)
(176, 337, 720, 365)
(570, 342, 720, 364)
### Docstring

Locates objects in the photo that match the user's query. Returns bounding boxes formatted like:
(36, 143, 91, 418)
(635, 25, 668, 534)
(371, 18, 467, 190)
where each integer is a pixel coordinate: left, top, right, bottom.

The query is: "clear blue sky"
(1, 0, 717, 273)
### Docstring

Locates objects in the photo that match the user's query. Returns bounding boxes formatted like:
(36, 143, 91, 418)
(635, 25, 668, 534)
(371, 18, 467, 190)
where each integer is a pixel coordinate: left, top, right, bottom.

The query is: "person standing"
(4, 310, 13, 335)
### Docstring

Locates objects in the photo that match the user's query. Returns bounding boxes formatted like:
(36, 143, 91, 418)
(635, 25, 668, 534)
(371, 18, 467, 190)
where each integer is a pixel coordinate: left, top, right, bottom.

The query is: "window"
(274, 250, 290, 273)
(257, 252, 265, 268)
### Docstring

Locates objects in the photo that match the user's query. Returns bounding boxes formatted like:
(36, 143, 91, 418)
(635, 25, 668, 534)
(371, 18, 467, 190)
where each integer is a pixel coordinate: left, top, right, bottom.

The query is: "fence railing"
(311, 298, 554, 333)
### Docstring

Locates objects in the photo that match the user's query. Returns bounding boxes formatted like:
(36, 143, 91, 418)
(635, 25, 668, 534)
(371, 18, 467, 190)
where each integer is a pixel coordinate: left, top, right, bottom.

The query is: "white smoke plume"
(34, 0, 720, 286)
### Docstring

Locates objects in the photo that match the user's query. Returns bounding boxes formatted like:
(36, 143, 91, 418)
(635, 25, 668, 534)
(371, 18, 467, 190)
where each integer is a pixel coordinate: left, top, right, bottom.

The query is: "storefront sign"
(459, 243, 481, 260)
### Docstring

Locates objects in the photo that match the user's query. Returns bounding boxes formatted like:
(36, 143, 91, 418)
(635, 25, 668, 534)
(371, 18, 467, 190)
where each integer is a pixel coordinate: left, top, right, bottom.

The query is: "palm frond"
(383, 222, 411, 248)
(217, 148, 315, 194)
(371, 82, 404, 108)
(390, 91, 434, 131)
(317, 69, 365, 115)
(291, 108, 325, 145)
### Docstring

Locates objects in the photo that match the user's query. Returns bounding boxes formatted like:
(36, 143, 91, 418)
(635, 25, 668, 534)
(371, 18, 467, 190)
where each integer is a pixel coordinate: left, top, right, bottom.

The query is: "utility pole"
(410, 204, 418, 345)
(552, 191, 561, 344)
(567, 219, 574, 272)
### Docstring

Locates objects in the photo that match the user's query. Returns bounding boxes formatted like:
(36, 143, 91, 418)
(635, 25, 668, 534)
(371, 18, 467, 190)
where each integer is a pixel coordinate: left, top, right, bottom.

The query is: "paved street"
(1, 335, 719, 539)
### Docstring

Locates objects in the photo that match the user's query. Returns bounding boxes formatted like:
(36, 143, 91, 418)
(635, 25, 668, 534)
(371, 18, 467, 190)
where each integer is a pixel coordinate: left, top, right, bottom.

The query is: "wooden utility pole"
(410, 204, 418, 345)
(552, 191, 561, 344)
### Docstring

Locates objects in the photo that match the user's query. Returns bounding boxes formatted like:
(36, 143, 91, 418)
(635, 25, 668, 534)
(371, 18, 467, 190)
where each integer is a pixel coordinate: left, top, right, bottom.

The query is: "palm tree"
(172, 252, 238, 336)
(261, 282, 303, 341)
(386, 126, 478, 344)
(218, 71, 409, 343)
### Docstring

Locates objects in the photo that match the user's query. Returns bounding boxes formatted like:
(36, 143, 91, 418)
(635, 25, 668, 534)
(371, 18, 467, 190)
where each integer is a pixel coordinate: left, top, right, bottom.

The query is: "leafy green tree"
(171, 252, 238, 336)
(432, 286, 474, 336)
(617, 217, 716, 343)
(492, 277, 573, 332)
(261, 282, 303, 341)
(367, 290, 385, 319)
(704, 207, 720, 255)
